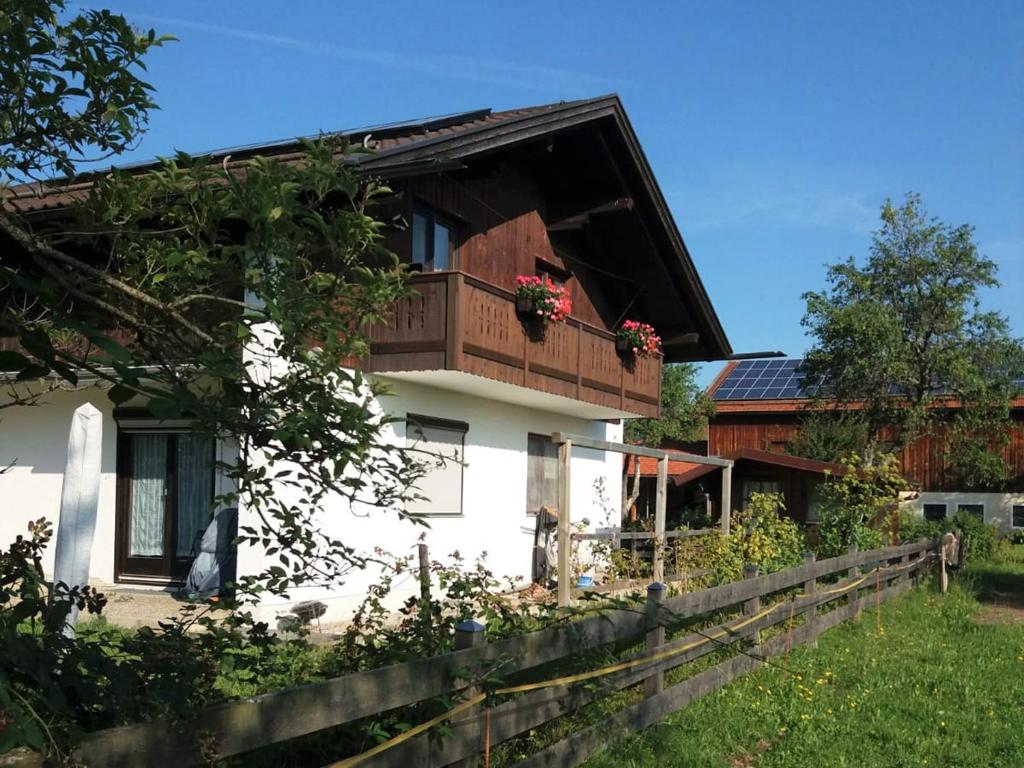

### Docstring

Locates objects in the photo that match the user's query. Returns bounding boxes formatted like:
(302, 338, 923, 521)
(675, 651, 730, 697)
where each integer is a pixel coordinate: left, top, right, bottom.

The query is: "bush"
(676, 493, 806, 584)
(896, 509, 999, 561)
(815, 452, 907, 558)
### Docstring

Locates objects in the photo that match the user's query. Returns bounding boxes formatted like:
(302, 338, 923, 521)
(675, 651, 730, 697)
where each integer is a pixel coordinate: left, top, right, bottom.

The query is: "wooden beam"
(549, 432, 732, 467)
(557, 439, 573, 608)
(546, 197, 634, 232)
(720, 462, 733, 535)
(660, 331, 700, 347)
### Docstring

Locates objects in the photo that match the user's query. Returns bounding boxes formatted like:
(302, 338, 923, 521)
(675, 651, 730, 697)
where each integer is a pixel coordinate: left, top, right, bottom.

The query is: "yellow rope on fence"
(328, 556, 930, 767)
(326, 693, 487, 768)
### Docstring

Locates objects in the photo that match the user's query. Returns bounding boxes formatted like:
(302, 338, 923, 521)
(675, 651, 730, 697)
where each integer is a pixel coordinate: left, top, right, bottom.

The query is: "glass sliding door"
(117, 430, 215, 581)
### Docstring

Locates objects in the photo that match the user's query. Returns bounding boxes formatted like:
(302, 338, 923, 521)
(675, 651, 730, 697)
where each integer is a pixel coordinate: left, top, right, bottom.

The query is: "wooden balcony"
(364, 272, 662, 418)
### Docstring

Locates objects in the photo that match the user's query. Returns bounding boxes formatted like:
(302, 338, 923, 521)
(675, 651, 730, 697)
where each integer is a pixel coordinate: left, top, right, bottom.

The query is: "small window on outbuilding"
(923, 503, 947, 522)
(957, 503, 984, 522)
(405, 415, 467, 517)
(1012, 505, 1024, 529)
(411, 206, 456, 272)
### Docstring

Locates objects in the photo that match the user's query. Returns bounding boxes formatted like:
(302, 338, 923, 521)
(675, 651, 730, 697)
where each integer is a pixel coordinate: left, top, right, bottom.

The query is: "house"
(702, 358, 1024, 532)
(0, 95, 732, 621)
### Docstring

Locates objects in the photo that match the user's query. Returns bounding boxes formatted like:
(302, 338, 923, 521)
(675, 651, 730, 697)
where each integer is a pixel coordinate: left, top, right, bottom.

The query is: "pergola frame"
(551, 432, 734, 607)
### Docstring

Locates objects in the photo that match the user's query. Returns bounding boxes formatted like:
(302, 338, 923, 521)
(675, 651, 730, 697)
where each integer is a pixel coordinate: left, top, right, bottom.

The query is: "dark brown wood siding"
(709, 413, 1024, 492)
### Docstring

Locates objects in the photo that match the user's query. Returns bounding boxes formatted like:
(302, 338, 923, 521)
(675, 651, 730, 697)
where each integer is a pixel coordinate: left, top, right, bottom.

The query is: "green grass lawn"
(585, 548, 1024, 768)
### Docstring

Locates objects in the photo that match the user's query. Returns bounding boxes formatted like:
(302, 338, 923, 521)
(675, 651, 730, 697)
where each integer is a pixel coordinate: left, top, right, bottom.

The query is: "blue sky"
(89, 1, 1023, 386)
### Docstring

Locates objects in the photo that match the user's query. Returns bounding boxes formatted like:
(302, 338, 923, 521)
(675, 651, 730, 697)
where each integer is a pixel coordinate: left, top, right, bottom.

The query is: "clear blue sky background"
(89, 1, 1023, 387)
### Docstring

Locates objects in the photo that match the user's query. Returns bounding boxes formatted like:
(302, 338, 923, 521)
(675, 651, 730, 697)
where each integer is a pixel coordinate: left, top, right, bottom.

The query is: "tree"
(621, 363, 714, 517)
(0, 1, 422, 597)
(801, 193, 1024, 487)
(785, 411, 870, 464)
(625, 363, 713, 445)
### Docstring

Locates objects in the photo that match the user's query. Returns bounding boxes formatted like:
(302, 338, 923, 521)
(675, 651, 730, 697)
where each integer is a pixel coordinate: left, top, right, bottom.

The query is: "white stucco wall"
(0, 386, 120, 582)
(1, 374, 625, 624)
(900, 491, 1024, 532)
(244, 374, 625, 624)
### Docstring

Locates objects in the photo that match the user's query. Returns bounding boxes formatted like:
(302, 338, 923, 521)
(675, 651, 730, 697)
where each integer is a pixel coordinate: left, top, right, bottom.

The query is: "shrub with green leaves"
(815, 453, 907, 558)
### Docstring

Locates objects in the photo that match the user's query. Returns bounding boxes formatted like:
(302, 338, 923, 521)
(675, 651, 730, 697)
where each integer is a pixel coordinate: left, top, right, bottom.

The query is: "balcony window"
(412, 207, 455, 272)
(527, 433, 559, 515)
(406, 414, 467, 516)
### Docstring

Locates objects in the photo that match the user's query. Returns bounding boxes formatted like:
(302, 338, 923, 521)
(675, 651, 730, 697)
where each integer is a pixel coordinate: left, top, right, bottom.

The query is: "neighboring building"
(704, 358, 1024, 532)
(0, 95, 732, 620)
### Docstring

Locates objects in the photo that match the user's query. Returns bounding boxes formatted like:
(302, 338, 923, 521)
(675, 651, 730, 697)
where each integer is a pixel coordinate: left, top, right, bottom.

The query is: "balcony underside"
(374, 368, 647, 420)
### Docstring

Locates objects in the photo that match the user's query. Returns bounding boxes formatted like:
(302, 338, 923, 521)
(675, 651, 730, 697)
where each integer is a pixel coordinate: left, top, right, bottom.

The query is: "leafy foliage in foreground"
(585, 550, 1024, 768)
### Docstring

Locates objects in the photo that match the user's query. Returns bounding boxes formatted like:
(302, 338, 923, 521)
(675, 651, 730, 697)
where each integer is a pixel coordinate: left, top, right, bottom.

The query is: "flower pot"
(615, 337, 632, 354)
(515, 296, 534, 315)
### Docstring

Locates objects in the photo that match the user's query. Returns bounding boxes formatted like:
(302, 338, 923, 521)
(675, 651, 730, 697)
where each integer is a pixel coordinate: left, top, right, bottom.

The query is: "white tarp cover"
(52, 402, 103, 635)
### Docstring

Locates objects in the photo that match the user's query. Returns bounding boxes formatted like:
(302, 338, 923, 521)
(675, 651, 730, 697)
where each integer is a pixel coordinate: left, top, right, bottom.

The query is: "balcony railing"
(364, 271, 662, 417)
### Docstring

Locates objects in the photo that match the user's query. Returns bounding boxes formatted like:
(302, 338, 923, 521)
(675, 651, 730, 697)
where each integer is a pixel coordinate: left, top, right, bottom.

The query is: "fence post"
(802, 551, 817, 647)
(742, 564, 760, 648)
(453, 619, 487, 768)
(644, 582, 666, 698)
(653, 456, 668, 583)
(418, 542, 431, 642)
(846, 544, 860, 618)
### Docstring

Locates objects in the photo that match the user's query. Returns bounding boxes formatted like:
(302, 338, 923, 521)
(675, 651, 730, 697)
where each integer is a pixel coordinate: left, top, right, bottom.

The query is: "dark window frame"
(411, 204, 459, 272)
(922, 503, 947, 522)
(114, 427, 216, 583)
(1012, 505, 1024, 529)
(405, 413, 468, 518)
(956, 502, 985, 521)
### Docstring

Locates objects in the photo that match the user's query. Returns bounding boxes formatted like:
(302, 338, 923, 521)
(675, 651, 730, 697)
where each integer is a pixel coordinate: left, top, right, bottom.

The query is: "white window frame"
(405, 414, 467, 518)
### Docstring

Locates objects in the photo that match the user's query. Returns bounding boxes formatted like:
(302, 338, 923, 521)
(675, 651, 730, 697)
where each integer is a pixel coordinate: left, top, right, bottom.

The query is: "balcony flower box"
(616, 320, 662, 357)
(514, 275, 572, 323)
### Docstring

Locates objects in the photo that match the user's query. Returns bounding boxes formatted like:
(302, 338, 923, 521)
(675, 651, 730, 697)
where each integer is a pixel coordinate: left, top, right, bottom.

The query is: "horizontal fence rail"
(3, 540, 937, 768)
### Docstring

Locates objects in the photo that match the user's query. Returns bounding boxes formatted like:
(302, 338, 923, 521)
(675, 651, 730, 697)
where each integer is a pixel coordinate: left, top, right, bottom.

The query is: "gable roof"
(4, 95, 732, 362)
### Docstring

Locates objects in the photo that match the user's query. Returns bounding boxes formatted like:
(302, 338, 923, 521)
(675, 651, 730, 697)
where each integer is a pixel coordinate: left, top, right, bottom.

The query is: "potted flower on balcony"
(514, 275, 572, 323)
(616, 320, 662, 357)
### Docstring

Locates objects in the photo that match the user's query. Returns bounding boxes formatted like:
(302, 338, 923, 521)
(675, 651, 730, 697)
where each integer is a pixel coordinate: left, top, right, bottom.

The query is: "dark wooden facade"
(709, 411, 1024, 492)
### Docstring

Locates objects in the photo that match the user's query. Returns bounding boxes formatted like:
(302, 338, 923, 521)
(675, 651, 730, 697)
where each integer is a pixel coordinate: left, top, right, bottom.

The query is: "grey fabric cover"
(183, 507, 238, 598)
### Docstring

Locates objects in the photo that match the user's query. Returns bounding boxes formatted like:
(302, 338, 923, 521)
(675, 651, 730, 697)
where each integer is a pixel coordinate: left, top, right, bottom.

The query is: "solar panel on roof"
(713, 358, 1024, 403)
(712, 358, 818, 401)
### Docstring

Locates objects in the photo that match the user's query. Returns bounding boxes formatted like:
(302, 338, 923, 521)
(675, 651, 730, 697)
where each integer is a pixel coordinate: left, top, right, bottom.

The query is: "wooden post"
(846, 544, 860, 618)
(897, 551, 910, 586)
(940, 540, 949, 594)
(652, 456, 668, 583)
(720, 463, 733, 535)
(453, 619, 486, 768)
(556, 438, 573, 608)
(742, 564, 760, 648)
(418, 542, 431, 642)
(802, 551, 817, 647)
(644, 582, 666, 698)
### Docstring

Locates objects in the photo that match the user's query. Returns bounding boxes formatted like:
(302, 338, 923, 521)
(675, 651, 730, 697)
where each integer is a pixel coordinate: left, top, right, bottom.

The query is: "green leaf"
(0, 350, 31, 372)
(108, 384, 136, 405)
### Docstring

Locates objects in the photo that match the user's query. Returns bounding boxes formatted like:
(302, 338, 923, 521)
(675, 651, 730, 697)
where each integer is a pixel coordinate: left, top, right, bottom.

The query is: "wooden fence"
(4, 539, 936, 768)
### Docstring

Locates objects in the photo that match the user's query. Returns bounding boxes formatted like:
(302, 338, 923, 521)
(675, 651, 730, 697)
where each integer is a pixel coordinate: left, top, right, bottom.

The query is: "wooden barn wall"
(380, 170, 610, 331)
(710, 413, 1024, 492)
